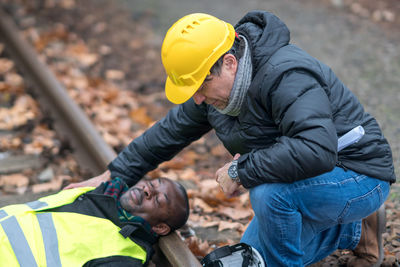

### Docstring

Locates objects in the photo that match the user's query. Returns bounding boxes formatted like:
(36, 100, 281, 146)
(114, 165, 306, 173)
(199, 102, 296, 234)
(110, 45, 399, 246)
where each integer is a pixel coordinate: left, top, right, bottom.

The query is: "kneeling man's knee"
(249, 183, 292, 217)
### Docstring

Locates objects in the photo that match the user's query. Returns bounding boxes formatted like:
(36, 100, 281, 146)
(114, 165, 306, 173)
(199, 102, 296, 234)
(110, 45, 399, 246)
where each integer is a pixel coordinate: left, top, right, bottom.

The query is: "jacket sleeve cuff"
(107, 161, 137, 187)
(236, 154, 252, 188)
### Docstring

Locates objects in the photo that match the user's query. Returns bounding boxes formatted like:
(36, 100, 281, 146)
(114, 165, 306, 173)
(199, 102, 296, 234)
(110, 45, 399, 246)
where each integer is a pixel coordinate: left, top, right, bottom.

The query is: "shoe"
(347, 204, 386, 267)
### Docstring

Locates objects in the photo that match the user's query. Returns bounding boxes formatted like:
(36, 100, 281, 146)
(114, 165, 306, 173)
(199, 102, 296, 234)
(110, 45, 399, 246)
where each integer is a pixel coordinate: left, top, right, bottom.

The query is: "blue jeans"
(241, 167, 390, 267)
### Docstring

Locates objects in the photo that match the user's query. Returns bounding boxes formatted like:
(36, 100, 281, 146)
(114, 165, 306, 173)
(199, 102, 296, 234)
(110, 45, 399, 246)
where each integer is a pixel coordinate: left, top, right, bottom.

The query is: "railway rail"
(0, 7, 201, 267)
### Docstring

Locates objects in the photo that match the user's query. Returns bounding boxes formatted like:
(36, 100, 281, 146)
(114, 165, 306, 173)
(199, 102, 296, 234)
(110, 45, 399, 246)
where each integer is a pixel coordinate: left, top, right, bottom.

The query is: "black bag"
(201, 243, 265, 267)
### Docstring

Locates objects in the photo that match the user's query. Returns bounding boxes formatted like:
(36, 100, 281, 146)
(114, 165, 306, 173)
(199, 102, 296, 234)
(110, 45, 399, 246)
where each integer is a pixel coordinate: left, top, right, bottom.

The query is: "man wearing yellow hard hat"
(67, 11, 395, 266)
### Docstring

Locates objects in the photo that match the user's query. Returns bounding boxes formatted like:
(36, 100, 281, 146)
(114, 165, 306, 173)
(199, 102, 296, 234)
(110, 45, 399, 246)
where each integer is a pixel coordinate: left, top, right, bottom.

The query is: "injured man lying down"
(0, 177, 189, 267)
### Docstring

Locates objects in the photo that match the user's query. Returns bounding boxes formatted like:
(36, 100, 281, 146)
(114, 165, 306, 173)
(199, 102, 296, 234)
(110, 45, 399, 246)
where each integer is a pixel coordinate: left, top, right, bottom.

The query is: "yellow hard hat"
(161, 13, 235, 104)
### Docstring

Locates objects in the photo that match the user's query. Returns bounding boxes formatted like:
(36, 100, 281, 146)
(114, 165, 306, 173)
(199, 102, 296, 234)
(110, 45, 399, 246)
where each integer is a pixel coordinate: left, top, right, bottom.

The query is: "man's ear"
(223, 53, 238, 72)
(152, 223, 171, 236)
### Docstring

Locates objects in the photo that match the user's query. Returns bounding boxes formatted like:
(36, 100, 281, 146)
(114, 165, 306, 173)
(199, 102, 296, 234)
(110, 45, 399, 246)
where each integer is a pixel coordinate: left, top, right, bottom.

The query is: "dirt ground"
(1, 0, 400, 265)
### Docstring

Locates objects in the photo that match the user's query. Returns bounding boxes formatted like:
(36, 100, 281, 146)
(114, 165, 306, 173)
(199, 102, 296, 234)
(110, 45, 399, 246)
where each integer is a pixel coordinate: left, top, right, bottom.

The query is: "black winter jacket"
(109, 11, 395, 188)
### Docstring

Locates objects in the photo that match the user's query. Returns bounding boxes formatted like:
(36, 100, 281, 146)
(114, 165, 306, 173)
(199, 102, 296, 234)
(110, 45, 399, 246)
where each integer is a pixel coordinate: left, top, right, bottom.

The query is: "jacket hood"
(235, 11, 290, 72)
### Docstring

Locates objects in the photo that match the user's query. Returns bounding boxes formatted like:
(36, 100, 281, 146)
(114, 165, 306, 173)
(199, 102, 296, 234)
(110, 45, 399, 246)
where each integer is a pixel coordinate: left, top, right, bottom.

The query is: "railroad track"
(0, 8, 201, 267)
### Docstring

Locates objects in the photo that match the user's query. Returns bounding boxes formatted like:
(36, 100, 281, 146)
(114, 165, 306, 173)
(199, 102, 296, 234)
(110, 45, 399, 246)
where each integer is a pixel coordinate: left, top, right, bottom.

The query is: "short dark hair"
(209, 36, 245, 76)
(165, 181, 190, 232)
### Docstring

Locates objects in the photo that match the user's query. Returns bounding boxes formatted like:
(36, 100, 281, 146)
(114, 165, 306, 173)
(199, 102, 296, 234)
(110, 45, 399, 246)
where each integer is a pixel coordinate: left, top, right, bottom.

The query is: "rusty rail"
(0, 7, 201, 267)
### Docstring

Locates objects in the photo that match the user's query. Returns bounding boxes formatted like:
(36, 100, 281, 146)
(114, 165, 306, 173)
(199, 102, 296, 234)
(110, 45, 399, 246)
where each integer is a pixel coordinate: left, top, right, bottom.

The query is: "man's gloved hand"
(216, 153, 242, 197)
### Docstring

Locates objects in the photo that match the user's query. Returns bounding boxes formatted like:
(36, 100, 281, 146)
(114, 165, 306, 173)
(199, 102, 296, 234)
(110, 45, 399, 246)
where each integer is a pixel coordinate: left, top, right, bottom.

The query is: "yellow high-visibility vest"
(0, 187, 147, 267)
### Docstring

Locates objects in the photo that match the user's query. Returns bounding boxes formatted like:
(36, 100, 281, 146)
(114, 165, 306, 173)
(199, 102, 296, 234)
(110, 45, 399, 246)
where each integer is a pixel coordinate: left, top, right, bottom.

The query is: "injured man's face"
(119, 177, 188, 235)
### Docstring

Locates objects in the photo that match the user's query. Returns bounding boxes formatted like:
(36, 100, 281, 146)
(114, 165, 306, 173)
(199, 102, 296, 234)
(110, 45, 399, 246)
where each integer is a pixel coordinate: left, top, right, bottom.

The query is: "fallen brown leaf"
(193, 198, 214, 213)
(0, 173, 29, 188)
(31, 176, 64, 193)
(34, 25, 69, 52)
(146, 169, 162, 179)
(158, 170, 179, 180)
(202, 221, 220, 228)
(159, 154, 196, 170)
(211, 144, 228, 157)
(102, 131, 120, 147)
(0, 58, 14, 74)
(106, 69, 125, 80)
(184, 236, 211, 257)
(218, 221, 243, 232)
(199, 179, 218, 191)
(178, 168, 199, 181)
(219, 206, 253, 220)
(129, 107, 154, 126)
(5, 72, 24, 87)
(60, 0, 76, 9)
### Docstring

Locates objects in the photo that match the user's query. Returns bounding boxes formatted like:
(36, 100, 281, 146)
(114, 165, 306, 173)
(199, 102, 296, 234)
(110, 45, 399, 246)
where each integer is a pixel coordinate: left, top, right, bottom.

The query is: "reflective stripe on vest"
(37, 213, 62, 267)
(1, 216, 38, 267)
(27, 200, 48, 210)
(0, 210, 7, 219)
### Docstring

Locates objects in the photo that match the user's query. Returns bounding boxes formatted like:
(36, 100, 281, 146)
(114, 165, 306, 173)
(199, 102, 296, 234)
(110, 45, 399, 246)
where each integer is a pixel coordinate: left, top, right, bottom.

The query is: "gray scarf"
(216, 35, 252, 117)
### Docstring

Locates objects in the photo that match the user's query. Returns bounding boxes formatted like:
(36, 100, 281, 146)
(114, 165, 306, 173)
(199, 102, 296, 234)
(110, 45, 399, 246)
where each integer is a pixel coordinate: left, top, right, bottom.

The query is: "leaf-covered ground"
(1, 0, 399, 265)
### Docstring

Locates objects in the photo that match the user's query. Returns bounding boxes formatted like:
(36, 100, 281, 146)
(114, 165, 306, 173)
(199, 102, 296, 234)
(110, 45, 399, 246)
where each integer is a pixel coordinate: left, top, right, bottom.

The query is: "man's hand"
(63, 170, 111, 190)
(216, 153, 241, 197)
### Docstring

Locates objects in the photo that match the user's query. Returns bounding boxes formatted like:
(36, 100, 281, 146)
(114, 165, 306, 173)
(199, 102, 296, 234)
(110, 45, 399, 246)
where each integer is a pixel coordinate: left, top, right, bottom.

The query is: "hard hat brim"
(165, 76, 203, 104)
